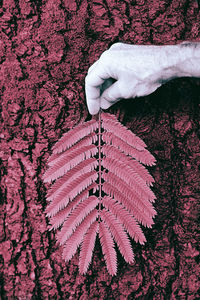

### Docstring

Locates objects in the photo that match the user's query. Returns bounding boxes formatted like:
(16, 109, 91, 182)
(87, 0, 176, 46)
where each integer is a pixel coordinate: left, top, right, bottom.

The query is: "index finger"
(85, 63, 111, 115)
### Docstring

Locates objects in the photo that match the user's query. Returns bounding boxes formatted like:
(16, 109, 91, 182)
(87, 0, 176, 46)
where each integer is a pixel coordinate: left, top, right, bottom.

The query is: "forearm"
(177, 42, 200, 77)
(160, 42, 200, 81)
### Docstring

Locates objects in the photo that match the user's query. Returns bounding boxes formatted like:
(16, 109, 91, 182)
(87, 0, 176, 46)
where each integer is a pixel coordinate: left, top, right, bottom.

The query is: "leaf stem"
(98, 109, 102, 222)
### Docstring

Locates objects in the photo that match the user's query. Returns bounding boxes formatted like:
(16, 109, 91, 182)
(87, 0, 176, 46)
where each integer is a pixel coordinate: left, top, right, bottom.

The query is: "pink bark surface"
(0, 0, 200, 299)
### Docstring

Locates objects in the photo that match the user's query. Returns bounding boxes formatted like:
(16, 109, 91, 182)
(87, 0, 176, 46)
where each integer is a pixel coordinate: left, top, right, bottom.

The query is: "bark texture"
(0, 0, 200, 299)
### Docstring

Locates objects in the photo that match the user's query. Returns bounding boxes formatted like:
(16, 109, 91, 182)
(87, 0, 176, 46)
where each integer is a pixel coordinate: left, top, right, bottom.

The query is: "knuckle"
(87, 65, 93, 74)
(100, 50, 110, 62)
(85, 75, 89, 84)
(109, 42, 124, 50)
(88, 60, 98, 74)
(85, 74, 91, 84)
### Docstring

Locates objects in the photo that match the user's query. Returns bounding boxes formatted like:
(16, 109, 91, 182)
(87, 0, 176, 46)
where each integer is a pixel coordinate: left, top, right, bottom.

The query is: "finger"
(88, 60, 99, 74)
(85, 84, 100, 115)
(100, 80, 123, 103)
(86, 98, 100, 115)
(86, 63, 110, 87)
(85, 65, 111, 115)
(100, 98, 113, 110)
(100, 97, 122, 110)
(136, 82, 161, 97)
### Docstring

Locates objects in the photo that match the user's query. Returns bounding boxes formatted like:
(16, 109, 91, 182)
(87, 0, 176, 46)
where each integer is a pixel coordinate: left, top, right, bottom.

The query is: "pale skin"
(85, 42, 200, 115)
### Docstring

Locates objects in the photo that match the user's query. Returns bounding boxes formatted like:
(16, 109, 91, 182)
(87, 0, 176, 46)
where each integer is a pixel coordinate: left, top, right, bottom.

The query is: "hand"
(85, 42, 199, 115)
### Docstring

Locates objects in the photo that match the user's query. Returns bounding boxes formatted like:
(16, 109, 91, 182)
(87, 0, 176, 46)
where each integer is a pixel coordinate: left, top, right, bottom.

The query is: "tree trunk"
(0, 0, 199, 299)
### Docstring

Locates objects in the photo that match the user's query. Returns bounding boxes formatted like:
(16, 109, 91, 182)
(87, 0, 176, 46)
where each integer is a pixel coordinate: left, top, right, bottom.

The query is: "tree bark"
(0, 0, 199, 299)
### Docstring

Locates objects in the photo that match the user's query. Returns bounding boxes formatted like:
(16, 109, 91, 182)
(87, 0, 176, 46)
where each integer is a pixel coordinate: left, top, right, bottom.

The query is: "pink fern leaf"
(99, 221, 117, 276)
(44, 111, 157, 276)
(52, 119, 98, 154)
(45, 171, 98, 217)
(46, 158, 98, 201)
(56, 195, 99, 245)
(102, 156, 155, 201)
(102, 171, 156, 217)
(102, 196, 146, 244)
(102, 144, 155, 186)
(49, 185, 91, 230)
(79, 220, 99, 274)
(100, 208, 134, 264)
(102, 132, 156, 166)
(49, 182, 98, 230)
(101, 112, 146, 150)
(102, 182, 154, 228)
(47, 133, 98, 166)
(43, 145, 98, 183)
(62, 210, 98, 262)
(49, 190, 88, 230)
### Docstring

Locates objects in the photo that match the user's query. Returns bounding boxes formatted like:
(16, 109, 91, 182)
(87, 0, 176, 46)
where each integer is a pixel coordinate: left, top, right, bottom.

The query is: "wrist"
(157, 44, 194, 82)
(161, 42, 200, 79)
(176, 42, 200, 77)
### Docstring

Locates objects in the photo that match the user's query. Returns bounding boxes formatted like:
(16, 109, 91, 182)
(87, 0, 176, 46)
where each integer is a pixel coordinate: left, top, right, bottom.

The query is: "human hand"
(85, 42, 195, 115)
